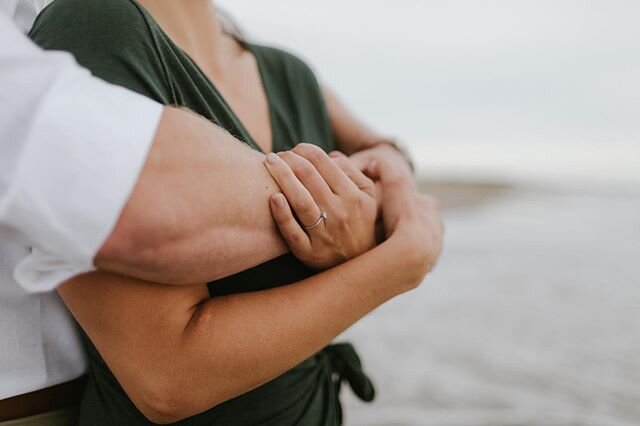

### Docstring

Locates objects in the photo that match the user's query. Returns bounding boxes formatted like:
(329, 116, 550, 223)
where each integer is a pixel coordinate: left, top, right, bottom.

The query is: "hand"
(333, 144, 413, 216)
(264, 144, 378, 270)
(366, 158, 444, 286)
(349, 143, 413, 180)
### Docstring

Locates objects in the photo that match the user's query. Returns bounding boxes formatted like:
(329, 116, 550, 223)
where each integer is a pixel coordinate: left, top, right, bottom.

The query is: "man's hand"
(366, 156, 444, 280)
(348, 142, 413, 179)
(264, 144, 378, 270)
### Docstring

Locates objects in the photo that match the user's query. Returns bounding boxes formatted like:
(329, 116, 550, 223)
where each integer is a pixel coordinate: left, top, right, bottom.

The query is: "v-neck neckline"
(134, 0, 277, 154)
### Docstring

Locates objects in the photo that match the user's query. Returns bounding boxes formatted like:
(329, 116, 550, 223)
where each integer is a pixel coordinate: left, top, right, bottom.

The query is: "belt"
(0, 376, 86, 422)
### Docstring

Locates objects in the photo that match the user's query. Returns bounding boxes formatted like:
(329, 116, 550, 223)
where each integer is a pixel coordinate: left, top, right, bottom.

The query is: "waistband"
(0, 377, 86, 422)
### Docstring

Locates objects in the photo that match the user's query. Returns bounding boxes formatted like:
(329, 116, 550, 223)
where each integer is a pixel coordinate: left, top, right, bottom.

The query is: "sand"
(339, 180, 640, 426)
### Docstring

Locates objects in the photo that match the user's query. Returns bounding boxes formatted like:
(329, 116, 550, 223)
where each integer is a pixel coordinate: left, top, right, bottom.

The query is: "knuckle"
(308, 150, 327, 166)
(295, 144, 326, 164)
(277, 151, 297, 168)
(332, 156, 349, 169)
(272, 206, 287, 222)
(298, 202, 317, 219)
(293, 143, 315, 154)
(358, 193, 375, 212)
(362, 180, 376, 195)
(332, 210, 348, 226)
(338, 156, 358, 172)
(292, 162, 314, 181)
(286, 230, 304, 247)
(342, 189, 360, 205)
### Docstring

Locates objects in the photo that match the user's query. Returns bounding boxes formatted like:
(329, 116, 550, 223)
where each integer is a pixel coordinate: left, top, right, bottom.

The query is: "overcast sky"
(218, 1, 640, 184)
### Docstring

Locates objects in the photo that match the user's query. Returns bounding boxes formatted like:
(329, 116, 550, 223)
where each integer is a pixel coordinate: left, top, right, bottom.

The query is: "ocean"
(338, 186, 640, 426)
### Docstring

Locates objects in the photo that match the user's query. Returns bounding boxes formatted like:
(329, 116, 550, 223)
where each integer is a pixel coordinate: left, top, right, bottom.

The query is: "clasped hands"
(264, 143, 443, 278)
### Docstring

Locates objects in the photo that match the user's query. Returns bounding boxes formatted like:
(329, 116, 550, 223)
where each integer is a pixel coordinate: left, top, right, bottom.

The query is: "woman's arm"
(59, 159, 443, 424)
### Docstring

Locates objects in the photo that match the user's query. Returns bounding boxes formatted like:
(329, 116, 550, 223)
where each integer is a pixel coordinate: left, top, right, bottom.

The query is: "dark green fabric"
(29, 0, 374, 425)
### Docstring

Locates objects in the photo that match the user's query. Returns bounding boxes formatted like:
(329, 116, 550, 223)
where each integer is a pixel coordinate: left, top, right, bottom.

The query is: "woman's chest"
(159, 47, 334, 154)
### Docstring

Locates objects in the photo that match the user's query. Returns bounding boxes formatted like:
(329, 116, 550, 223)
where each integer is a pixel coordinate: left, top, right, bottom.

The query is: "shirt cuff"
(7, 72, 162, 293)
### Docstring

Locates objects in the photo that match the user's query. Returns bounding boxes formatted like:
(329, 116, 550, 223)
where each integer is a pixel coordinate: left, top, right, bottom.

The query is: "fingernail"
(329, 151, 343, 158)
(266, 153, 279, 165)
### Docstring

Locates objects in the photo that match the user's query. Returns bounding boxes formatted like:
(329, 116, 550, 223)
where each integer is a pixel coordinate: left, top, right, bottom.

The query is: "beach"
(339, 180, 640, 426)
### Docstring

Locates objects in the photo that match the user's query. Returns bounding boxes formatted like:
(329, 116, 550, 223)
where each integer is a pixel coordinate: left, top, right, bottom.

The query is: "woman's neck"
(136, 0, 241, 75)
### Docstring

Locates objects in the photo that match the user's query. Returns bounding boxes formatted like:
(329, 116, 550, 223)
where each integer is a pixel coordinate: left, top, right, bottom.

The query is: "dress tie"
(325, 343, 376, 403)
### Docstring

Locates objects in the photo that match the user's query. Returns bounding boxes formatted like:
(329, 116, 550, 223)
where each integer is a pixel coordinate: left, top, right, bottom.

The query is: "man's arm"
(1, 14, 293, 289)
(96, 107, 289, 284)
(1, 12, 168, 292)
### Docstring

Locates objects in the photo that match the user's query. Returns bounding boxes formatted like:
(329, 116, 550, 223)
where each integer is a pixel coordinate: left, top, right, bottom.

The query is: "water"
(218, 0, 640, 186)
(340, 188, 640, 426)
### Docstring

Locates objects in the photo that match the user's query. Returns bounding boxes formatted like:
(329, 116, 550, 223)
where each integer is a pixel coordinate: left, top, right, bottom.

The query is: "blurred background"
(219, 1, 640, 425)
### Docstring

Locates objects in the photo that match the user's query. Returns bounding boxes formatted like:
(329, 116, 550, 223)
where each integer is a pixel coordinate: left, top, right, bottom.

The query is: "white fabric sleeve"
(0, 12, 164, 292)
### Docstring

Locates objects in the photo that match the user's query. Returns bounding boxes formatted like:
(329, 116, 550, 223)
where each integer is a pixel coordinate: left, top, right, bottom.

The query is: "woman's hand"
(264, 143, 378, 270)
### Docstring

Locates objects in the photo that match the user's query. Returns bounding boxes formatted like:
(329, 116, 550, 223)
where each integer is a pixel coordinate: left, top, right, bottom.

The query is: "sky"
(218, 0, 640, 186)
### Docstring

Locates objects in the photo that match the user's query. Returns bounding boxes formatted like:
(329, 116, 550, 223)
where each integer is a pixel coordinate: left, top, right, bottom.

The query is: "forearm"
(175, 234, 423, 417)
(60, 156, 442, 423)
(61, 229, 427, 424)
(96, 107, 288, 284)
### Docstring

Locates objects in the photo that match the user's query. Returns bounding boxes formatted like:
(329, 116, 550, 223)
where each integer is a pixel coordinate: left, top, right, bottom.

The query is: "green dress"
(29, 0, 374, 425)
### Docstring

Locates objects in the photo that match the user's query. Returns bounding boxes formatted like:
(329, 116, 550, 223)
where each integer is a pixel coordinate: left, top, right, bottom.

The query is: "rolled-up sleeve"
(0, 13, 163, 292)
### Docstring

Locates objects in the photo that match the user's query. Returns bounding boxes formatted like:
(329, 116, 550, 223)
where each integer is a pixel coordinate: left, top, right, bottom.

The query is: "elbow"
(136, 392, 187, 425)
(133, 376, 224, 424)
(95, 223, 137, 268)
(95, 219, 182, 284)
(128, 369, 188, 424)
(95, 203, 150, 269)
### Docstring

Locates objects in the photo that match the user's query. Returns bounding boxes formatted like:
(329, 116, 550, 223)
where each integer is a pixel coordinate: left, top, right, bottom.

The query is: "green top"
(29, 0, 373, 425)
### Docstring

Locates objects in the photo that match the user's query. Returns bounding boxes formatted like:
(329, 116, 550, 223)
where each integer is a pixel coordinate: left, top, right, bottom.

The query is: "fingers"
(331, 156, 376, 199)
(366, 157, 412, 190)
(292, 144, 359, 195)
(269, 193, 311, 254)
(345, 150, 370, 172)
(264, 153, 322, 226)
(277, 151, 335, 207)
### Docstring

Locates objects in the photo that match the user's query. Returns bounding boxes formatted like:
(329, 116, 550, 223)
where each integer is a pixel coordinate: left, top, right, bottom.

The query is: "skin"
(58, 0, 443, 423)
(95, 2, 414, 284)
(266, 145, 379, 269)
(60, 161, 442, 423)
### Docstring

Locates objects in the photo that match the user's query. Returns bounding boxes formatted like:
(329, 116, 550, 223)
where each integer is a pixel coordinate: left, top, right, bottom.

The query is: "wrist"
(367, 139, 415, 173)
(384, 226, 431, 290)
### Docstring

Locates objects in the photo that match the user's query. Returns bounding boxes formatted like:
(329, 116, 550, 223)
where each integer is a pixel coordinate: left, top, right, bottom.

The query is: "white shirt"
(0, 1, 163, 399)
